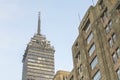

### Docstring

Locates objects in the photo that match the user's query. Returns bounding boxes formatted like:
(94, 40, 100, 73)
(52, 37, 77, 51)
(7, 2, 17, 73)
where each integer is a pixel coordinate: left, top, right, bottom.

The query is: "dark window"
(116, 4, 120, 14)
(84, 19, 91, 33)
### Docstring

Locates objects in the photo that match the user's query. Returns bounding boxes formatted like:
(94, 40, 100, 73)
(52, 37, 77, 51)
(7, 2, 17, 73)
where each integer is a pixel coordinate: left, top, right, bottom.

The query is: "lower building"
(53, 70, 70, 80)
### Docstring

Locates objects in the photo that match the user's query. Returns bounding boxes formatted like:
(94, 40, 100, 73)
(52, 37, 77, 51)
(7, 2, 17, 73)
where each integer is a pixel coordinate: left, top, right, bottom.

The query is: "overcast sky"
(0, 0, 98, 80)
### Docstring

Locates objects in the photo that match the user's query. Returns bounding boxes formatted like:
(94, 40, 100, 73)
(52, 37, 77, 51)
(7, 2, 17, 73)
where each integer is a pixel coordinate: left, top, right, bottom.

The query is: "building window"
(101, 10, 108, 23)
(84, 20, 91, 33)
(117, 68, 120, 80)
(116, 4, 120, 14)
(108, 20, 112, 29)
(78, 67, 80, 75)
(88, 43, 95, 56)
(93, 71, 101, 80)
(108, 33, 117, 48)
(90, 56, 98, 70)
(117, 48, 120, 58)
(105, 20, 112, 34)
(63, 76, 67, 80)
(87, 32, 93, 44)
(78, 64, 82, 75)
(76, 51, 81, 63)
(99, 0, 104, 10)
(112, 52, 118, 64)
(105, 25, 110, 34)
(75, 42, 79, 49)
(70, 76, 73, 80)
(80, 76, 84, 80)
(78, 51, 80, 62)
(109, 38, 113, 47)
(112, 33, 116, 42)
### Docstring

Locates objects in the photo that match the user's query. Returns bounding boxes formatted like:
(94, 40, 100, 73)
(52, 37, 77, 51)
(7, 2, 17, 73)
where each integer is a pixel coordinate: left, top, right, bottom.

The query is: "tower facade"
(72, 0, 120, 80)
(22, 13, 55, 80)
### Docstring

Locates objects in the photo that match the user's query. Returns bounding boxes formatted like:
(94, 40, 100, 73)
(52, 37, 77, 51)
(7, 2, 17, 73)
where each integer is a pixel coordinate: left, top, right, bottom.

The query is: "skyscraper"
(22, 12, 55, 80)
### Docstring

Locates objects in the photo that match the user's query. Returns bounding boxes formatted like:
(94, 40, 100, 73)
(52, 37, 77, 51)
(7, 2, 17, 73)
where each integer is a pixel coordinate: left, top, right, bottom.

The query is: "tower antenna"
(37, 12, 41, 35)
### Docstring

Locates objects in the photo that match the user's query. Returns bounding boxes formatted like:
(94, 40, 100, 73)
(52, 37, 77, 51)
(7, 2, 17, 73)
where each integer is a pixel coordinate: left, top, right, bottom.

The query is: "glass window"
(89, 44, 95, 56)
(78, 67, 80, 75)
(76, 51, 80, 63)
(108, 20, 112, 29)
(87, 32, 93, 44)
(105, 26, 110, 33)
(80, 76, 84, 80)
(93, 71, 101, 80)
(84, 20, 91, 33)
(99, 0, 104, 10)
(117, 48, 120, 58)
(78, 64, 82, 75)
(105, 20, 112, 34)
(101, 10, 108, 23)
(112, 33, 116, 42)
(109, 39, 113, 47)
(90, 56, 98, 70)
(112, 53, 117, 64)
(78, 51, 80, 62)
(117, 68, 120, 80)
(116, 4, 120, 14)
(75, 42, 78, 48)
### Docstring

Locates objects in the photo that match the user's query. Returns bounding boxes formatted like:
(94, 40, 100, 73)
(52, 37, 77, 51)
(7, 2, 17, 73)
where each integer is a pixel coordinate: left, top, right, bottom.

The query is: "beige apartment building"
(54, 0, 120, 80)
(72, 0, 120, 80)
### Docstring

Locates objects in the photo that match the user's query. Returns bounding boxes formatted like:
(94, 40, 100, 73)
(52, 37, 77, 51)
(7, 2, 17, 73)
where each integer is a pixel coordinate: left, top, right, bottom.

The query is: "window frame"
(87, 32, 93, 44)
(112, 52, 118, 64)
(93, 70, 101, 80)
(117, 48, 120, 58)
(112, 33, 116, 42)
(84, 19, 91, 33)
(88, 43, 96, 56)
(109, 38, 113, 48)
(116, 68, 120, 80)
(90, 56, 98, 70)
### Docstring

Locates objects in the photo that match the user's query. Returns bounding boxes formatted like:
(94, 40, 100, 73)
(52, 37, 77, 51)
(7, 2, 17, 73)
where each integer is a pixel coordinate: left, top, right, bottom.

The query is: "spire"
(37, 12, 41, 35)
